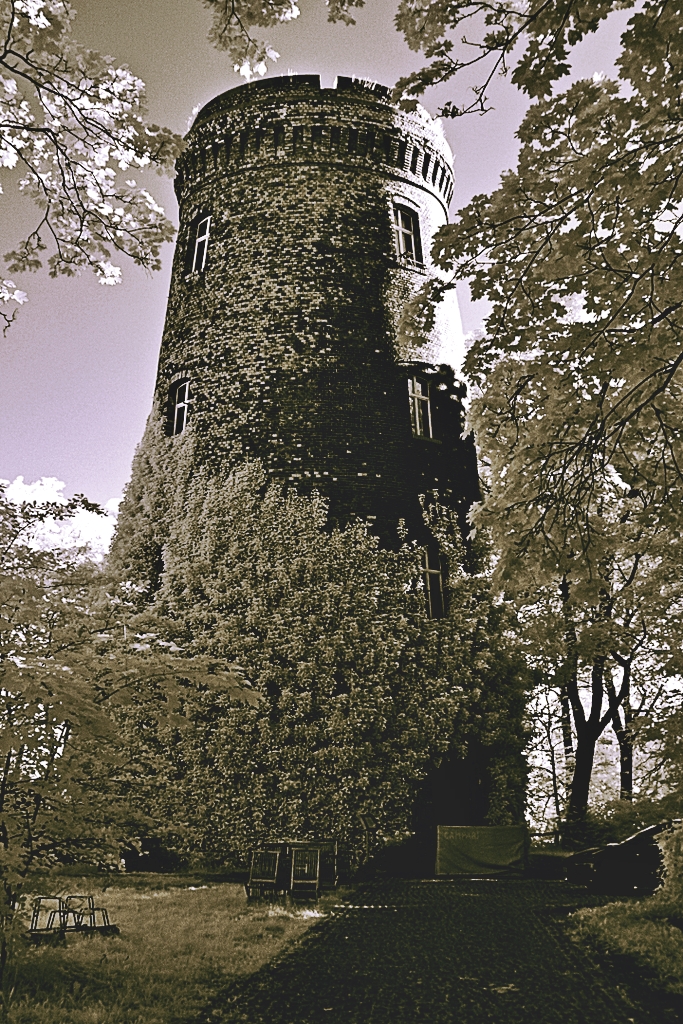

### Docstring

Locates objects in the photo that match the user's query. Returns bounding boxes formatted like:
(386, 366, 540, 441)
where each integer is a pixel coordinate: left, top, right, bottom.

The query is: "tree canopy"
(198, 0, 639, 106)
(0, 0, 182, 328)
(421, 1, 683, 822)
(0, 483, 255, 996)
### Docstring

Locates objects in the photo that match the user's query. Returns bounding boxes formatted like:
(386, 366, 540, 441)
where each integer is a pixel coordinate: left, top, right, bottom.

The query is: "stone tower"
(114, 75, 478, 590)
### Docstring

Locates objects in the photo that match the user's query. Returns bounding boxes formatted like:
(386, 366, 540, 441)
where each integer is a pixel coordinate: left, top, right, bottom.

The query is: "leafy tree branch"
(0, 0, 183, 324)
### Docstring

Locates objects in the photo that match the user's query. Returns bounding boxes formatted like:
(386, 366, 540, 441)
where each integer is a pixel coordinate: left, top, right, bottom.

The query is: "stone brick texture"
(116, 75, 479, 571)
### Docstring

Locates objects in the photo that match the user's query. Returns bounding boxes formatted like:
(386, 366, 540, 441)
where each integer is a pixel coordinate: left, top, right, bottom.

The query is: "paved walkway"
(203, 879, 659, 1024)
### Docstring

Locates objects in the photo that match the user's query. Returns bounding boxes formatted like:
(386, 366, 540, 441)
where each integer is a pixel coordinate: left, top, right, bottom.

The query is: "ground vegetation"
(3, 877, 325, 1024)
(570, 822, 683, 1006)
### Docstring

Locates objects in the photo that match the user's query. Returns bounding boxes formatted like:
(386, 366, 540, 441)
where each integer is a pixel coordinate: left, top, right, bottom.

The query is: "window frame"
(392, 204, 423, 264)
(168, 378, 191, 436)
(190, 214, 211, 274)
(423, 548, 445, 619)
(408, 375, 433, 438)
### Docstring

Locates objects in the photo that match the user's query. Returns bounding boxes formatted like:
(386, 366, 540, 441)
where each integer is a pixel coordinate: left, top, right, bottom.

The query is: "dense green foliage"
(0, 492, 124, 880)
(110, 460, 528, 859)
(179, 1, 678, 839)
(0, 486, 253, 1007)
(176, 2, 683, 829)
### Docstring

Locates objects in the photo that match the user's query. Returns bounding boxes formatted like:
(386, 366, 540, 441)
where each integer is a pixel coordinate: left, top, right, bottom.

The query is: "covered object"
(436, 826, 527, 876)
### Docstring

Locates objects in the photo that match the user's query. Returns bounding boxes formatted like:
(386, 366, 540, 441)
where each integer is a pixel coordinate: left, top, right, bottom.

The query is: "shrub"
(570, 901, 683, 995)
(658, 821, 683, 908)
(569, 822, 683, 997)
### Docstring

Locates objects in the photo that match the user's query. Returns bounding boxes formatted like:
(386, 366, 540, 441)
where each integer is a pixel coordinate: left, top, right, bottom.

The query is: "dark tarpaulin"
(435, 825, 527, 876)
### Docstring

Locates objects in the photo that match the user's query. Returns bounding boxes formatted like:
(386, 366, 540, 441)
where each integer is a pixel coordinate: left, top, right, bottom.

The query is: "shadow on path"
(195, 879, 663, 1024)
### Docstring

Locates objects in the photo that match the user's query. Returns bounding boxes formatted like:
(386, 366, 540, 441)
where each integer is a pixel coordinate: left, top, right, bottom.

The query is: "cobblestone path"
(205, 879, 656, 1024)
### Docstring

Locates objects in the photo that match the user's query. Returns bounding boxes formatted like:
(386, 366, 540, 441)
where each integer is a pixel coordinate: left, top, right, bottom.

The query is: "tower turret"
(113, 75, 478, 588)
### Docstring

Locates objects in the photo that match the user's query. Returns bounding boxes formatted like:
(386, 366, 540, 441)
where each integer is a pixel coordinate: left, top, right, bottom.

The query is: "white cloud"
(2, 476, 120, 560)
(186, 104, 201, 130)
(103, 495, 122, 517)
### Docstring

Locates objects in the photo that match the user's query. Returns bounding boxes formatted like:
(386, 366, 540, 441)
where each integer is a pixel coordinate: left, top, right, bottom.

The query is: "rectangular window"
(393, 205, 423, 263)
(423, 548, 445, 619)
(172, 380, 190, 435)
(192, 216, 210, 273)
(408, 376, 432, 437)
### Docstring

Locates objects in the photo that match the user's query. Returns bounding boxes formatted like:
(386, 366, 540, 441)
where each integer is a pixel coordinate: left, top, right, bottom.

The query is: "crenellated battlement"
(174, 75, 454, 212)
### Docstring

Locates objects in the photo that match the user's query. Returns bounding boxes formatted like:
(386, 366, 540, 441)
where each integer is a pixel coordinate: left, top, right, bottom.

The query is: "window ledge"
(395, 259, 426, 272)
(412, 435, 442, 445)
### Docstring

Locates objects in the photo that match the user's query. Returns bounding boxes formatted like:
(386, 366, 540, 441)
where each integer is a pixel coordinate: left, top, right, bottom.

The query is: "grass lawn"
(569, 896, 683, 999)
(7, 875, 347, 1024)
(564, 804, 683, 1017)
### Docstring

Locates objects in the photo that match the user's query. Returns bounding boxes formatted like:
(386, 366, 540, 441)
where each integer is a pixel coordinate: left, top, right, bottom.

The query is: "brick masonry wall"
(114, 75, 479, 580)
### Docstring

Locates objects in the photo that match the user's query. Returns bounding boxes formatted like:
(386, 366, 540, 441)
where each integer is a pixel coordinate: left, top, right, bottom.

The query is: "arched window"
(393, 204, 423, 263)
(168, 379, 191, 435)
(190, 215, 211, 273)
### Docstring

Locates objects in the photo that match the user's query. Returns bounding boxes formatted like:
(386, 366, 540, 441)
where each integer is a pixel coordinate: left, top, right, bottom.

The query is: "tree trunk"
(606, 659, 633, 800)
(0, 887, 17, 1021)
(619, 729, 633, 801)
(560, 576, 632, 828)
(610, 707, 633, 801)
(540, 694, 562, 822)
(567, 731, 597, 822)
(560, 684, 573, 759)
(559, 575, 578, 800)
(565, 658, 606, 823)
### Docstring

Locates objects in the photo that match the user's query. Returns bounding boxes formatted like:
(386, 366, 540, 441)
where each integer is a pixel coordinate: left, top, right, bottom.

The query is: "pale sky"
(0, 0, 631, 512)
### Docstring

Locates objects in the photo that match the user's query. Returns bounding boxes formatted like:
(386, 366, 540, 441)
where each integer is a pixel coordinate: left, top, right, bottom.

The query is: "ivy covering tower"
(112, 74, 479, 591)
(106, 77, 529, 854)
